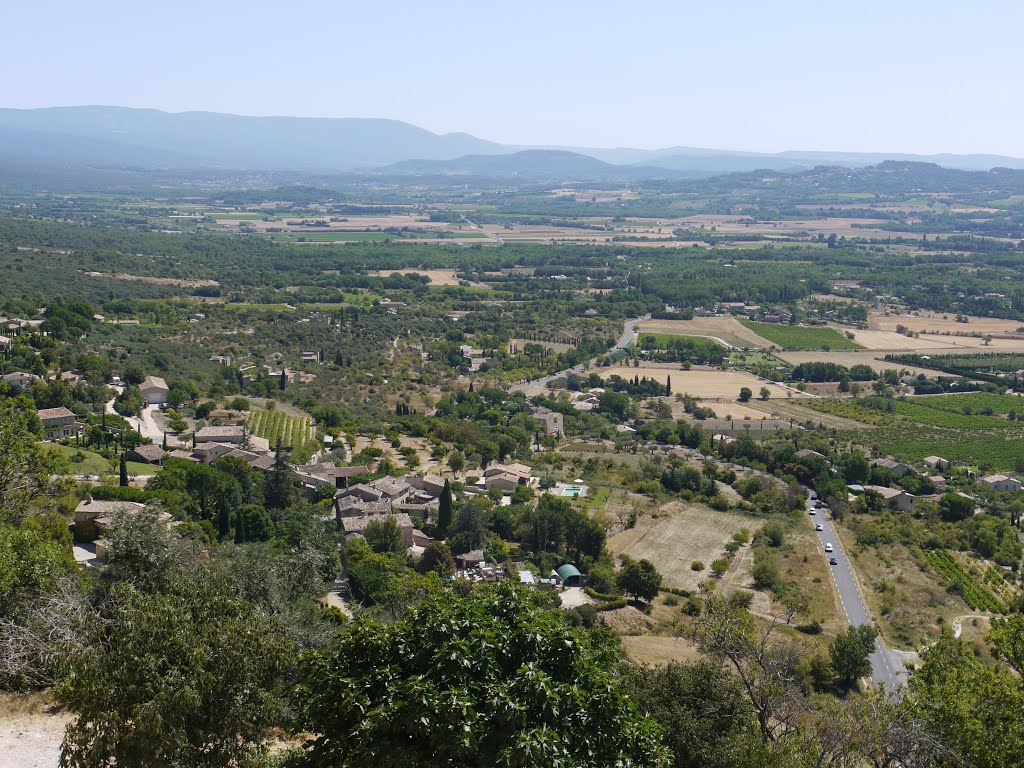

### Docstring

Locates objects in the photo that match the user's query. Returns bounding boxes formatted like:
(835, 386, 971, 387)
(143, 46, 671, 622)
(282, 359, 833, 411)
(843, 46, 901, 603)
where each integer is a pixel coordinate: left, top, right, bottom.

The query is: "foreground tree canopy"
(290, 584, 671, 767)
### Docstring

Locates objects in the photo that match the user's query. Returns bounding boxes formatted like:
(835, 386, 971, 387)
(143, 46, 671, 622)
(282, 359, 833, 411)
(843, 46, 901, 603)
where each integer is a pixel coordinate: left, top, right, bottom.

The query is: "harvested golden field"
(870, 310, 1024, 337)
(608, 502, 758, 592)
(637, 317, 773, 348)
(843, 329, 960, 351)
(601, 365, 800, 399)
(368, 268, 464, 285)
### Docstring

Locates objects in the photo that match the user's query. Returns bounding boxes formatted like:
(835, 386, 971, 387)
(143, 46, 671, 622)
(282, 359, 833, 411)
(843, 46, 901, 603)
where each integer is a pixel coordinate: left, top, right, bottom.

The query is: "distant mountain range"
(1, 106, 1023, 179)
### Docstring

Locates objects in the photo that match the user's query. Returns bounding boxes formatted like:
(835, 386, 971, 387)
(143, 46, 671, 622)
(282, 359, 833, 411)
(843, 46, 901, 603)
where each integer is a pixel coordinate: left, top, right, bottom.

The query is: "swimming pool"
(562, 487, 583, 497)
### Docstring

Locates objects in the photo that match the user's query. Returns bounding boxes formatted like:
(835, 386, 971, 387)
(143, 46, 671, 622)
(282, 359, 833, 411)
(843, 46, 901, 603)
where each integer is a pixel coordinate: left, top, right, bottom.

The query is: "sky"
(4, 0, 1022, 156)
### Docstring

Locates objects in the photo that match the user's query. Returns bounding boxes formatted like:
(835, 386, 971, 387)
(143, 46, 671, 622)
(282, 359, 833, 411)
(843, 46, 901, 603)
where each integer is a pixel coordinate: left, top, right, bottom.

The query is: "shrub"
(691, 561, 705, 571)
(752, 547, 781, 589)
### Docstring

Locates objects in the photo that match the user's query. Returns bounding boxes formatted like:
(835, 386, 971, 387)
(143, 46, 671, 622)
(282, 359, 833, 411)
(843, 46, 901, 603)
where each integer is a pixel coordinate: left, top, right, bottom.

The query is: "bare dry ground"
(0, 694, 67, 768)
(637, 317, 773, 349)
(608, 502, 759, 592)
(601, 365, 801, 399)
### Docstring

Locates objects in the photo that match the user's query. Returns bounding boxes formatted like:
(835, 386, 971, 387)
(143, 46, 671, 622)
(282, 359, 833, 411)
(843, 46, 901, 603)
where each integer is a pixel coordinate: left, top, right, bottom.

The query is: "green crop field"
(639, 333, 728, 351)
(739, 320, 863, 350)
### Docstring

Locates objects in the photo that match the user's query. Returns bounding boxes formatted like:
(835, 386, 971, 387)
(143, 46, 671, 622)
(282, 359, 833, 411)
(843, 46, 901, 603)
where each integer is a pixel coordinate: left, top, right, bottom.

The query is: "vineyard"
(248, 407, 319, 462)
(922, 549, 1004, 613)
(805, 396, 1024, 470)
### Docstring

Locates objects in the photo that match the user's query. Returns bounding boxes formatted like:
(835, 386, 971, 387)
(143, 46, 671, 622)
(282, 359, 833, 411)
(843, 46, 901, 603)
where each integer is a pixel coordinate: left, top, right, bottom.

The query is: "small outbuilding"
(555, 563, 583, 587)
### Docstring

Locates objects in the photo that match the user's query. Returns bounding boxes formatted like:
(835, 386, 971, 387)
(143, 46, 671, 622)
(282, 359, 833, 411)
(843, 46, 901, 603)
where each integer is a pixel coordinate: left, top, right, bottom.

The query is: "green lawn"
(42, 444, 161, 477)
(740, 320, 863, 350)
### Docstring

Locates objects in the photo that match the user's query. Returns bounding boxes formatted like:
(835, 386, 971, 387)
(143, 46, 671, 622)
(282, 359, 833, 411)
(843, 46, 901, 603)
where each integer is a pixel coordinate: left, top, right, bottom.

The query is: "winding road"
(511, 314, 649, 393)
(808, 492, 908, 689)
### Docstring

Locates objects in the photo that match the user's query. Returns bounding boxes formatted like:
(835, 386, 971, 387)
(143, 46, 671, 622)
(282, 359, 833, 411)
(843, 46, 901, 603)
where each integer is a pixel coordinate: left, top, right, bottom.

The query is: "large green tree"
(59, 580, 292, 768)
(830, 624, 878, 686)
(291, 585, 670, 767)
(617, 556, 662, 602)
(907, 635, 1024, 768)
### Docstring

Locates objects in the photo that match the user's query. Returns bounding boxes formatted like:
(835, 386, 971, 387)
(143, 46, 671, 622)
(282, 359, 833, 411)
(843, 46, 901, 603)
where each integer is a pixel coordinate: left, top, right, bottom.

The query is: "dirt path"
(0, 696, 68, 768)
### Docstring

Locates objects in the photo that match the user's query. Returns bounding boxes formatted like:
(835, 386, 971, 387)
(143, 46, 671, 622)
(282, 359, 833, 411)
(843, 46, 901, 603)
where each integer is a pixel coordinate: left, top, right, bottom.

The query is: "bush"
(728, 590, 755, 609)
(595, 597, 628, 611)
(752, 548, 781, 589)
(682, 597, 703, 616)
(764, 522, 786, 547)
(662, 594, 679, 607)
(710, 559, 729, 576)
(797, 621, 823, 635)
(690, 561, 705, 571)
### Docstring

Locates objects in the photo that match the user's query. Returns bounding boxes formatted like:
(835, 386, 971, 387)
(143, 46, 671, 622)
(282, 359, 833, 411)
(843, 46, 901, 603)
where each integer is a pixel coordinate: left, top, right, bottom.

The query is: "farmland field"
(870, 310, 1024, 337)
(608, 501, 758, 592)
(598, 365, 801, 399)
(637, 333, 728, 361)
(739, 320, 863, 351)
(636, 317, 773, 349)
(805, 395, 1024, 470)
(369, 269, 474, 286)
(776, 350, 950, 378)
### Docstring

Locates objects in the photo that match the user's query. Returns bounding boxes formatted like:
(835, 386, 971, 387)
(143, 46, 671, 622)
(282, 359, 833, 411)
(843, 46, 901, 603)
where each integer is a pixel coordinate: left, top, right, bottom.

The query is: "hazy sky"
(5, 0, 1022, 155)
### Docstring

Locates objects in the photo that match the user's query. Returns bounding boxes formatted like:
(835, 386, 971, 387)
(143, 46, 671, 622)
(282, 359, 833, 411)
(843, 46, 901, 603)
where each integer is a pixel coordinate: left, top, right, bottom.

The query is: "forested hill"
(382, 150, 684, 180)
(0, 106, 503, 171)
(669, 161, 1024, 196)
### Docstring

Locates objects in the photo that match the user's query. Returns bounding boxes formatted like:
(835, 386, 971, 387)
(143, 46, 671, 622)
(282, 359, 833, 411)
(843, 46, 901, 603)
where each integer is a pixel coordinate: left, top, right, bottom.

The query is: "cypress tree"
(665, 375, 672, 396)
(438, 479, 453, 534)
(119, 452, 128, 487)
(218, 503, 231, 541)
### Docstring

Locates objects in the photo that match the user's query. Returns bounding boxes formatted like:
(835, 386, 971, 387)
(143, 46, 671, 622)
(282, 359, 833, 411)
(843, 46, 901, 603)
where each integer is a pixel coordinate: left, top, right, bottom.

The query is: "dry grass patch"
(509, 338, 574, 353)
(598, 605, 656, 634)
(620, 635, 704, 666)
(608, 501, 758, 592)
(835, 528, 967, 650)
(601, 365, 799, 399)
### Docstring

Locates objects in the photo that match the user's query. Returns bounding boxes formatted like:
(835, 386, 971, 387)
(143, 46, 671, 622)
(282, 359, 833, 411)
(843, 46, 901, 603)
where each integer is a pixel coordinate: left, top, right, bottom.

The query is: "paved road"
(807, 492, 907, 689)
(510, 314, 650, 393)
